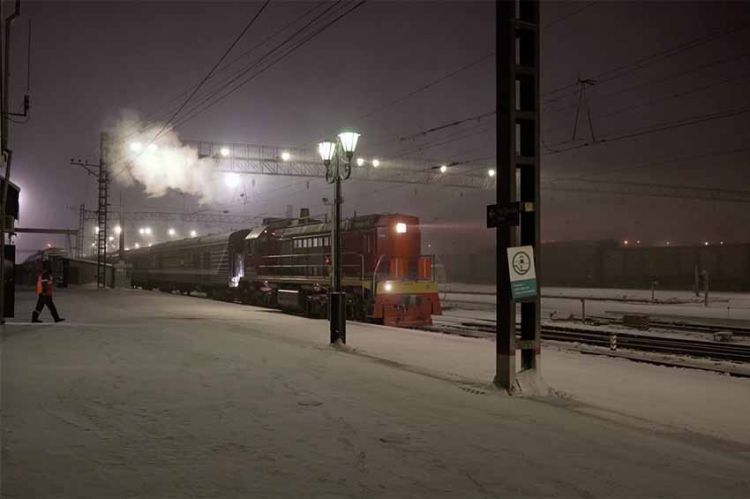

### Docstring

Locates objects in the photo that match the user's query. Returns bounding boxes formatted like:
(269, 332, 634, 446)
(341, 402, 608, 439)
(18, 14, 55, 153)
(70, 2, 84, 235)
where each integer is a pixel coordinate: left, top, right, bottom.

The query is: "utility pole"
(71, 132, 111, 287)
(571, 77, 597, 143)
(496, 0, 543, 394)
(76, 203, 85, 257)
(96, 133, 110, 287)
(118, 192, 124, 260)
(0, 0, 21, 324)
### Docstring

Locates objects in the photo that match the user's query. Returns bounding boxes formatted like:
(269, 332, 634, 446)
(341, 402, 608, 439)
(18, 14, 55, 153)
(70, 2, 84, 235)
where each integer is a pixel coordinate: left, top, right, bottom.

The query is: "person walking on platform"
(32, 262, 65, 323)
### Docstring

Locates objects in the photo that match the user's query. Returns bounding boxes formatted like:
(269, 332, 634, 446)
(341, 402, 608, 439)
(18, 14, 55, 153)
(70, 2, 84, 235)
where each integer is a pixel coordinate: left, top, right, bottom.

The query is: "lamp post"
(318, 131, 360, 344)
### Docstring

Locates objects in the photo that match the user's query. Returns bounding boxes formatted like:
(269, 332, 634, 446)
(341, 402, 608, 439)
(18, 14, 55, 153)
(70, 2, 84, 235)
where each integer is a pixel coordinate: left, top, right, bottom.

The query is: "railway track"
(426, 319, 750, 364)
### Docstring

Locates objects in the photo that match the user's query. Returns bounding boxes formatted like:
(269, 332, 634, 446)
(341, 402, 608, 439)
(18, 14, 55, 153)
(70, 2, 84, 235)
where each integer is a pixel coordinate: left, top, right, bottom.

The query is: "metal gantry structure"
(183, 139, 495, 190)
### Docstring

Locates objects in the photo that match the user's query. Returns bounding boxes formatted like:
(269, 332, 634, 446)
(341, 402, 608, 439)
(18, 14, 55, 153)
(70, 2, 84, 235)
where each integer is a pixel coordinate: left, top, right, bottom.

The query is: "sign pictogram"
(506, 245, 537, 300)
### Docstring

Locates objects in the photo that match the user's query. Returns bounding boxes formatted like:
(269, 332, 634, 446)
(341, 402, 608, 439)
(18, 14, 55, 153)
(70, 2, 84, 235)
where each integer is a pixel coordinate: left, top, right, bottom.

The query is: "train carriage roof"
(250, 213, 419, 240)
(124, 229, 250, 257)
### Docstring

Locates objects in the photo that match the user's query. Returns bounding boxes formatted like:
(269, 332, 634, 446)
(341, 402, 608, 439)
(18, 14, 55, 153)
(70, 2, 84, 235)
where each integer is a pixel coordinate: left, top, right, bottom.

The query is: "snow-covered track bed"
(425, 319, 750, 364)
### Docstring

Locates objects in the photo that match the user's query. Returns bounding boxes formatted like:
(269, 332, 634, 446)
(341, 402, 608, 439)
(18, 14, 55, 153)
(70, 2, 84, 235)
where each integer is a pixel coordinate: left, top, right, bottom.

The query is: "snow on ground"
(2, 287, 750, 497)
(442, 283, 750, 326)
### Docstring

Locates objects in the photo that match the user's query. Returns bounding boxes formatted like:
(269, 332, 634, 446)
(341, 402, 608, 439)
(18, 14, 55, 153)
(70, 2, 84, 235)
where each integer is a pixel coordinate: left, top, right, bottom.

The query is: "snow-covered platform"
(2, 287, 750, 497)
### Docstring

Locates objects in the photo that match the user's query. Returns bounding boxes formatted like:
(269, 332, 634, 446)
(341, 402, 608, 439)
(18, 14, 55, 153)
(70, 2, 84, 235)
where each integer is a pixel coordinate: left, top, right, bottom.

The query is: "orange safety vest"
(36, 272, 53, 296)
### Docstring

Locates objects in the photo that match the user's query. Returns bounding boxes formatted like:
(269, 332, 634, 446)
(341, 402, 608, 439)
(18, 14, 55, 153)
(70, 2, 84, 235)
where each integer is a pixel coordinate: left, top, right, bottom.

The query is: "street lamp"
(168, 228, 176, 237)
(318, 130, 360, 344)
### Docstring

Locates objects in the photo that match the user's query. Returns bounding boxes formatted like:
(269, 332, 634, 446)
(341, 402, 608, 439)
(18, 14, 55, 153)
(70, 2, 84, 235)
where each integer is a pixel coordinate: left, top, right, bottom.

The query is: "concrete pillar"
(113, 261, 130, 288)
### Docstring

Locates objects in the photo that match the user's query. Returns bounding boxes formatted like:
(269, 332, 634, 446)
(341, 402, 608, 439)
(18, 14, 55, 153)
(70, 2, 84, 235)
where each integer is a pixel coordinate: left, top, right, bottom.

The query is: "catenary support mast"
(496, 0, 543, 393)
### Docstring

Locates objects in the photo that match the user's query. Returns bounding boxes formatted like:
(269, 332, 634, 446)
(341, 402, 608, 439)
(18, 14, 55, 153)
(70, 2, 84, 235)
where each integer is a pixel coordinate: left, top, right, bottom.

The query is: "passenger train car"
(125, 213, 441, 327)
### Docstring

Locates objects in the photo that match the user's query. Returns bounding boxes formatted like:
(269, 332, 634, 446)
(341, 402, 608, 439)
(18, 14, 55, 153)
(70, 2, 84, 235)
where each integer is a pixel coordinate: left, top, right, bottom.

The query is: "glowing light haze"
(111, 113, 227, 203)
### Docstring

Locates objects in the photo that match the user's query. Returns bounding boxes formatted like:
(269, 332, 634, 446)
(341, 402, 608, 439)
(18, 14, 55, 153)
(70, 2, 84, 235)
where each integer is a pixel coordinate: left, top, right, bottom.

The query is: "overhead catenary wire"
(149, 0, 273, 142)
(544, 48, 750, 116)
(392, 126, 495, 159)
(542, 69, 750, 137)
(544, 102, 750, 155)
(357, 52, 495, 120)
(543, 19, 750, 102)
(138, 1, 325, 127)
(549, 142, 750, 182)
(397, 109, 496, 142)
(109, 0, 274, 180)
(542, 1, 597, 30)
(170, 1, 367, 130)
(366, 117, 494, 153)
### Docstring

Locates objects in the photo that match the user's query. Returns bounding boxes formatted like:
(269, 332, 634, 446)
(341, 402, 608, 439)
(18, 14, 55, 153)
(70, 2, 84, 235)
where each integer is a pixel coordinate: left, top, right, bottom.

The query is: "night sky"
(6, 1, 750, 256)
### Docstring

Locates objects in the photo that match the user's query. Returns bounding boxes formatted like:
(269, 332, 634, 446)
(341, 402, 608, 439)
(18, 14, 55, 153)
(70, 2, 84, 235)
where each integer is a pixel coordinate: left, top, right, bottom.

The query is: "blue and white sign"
(507, 245, 537, 300)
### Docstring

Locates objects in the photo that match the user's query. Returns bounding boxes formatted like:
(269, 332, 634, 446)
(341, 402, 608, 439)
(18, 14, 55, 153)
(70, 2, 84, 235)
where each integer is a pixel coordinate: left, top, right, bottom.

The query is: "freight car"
(125, 213, 441, 327)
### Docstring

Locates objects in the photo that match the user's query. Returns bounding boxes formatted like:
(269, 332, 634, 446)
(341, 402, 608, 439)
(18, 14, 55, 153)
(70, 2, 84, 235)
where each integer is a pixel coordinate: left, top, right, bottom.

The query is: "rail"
(425, 319, 750, 364)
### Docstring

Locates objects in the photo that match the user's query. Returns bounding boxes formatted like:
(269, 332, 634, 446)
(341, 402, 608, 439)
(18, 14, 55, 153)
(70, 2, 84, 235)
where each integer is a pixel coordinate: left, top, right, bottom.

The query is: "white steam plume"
(109, 112, 226, 203)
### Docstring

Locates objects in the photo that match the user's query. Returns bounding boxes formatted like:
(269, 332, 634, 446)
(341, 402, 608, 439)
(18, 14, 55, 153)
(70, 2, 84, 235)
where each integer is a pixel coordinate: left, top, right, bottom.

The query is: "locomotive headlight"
(395, 222, 407, 234)
(384, 282, 393, 292)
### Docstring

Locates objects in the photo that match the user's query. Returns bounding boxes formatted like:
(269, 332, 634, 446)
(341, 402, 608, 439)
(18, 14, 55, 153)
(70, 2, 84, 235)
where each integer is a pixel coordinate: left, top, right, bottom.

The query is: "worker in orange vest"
(32, 261, 64, 323)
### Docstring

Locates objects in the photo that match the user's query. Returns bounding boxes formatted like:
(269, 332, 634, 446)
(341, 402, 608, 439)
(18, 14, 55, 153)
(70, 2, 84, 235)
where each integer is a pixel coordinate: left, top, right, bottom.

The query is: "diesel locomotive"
(125, 213, 442, 327)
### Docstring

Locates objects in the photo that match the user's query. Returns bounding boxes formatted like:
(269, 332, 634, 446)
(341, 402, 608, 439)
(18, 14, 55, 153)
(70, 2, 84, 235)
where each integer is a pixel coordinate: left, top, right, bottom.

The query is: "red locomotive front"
(242, 212, 441, 327)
